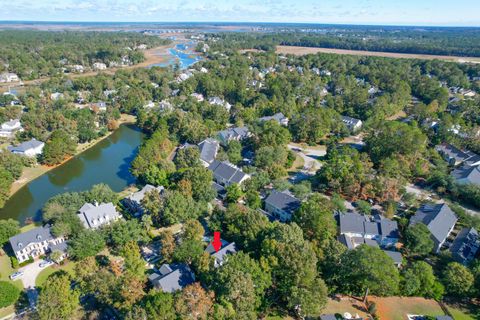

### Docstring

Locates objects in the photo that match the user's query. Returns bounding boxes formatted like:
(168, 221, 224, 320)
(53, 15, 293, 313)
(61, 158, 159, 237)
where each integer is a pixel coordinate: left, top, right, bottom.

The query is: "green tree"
(356, 200, 372, 215)
(225, 183, 243, 203)
(0, 219, 19, 246)
(404, 223, 434, 256)
(68, 229, 106, 260)
(160, 230, 176, 262)
(120, 241, 145, 279)
(86, 183, 117, 204)
(174, 146, 201, 169)
(226, 140, 242, 165)
(42, 130, 77, 165)
(142, 291, 176, 320)
(37, 272, 80, 320)
(0, 281, 20, 308)
(443, 262, 474, 297)
(401, 261, 444, 299)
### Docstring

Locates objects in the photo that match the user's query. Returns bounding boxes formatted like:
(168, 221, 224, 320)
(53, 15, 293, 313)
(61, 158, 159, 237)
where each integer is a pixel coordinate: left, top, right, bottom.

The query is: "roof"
(218, 126, 250, 142)
(150, 263, 195, 293)
(411, 203, 457, 244)
(383, 250, 403, 265)
(265, 190, 301, 215)
(208, 160, 249, 185)
(198, 138, 219, 164)
(435, 143, 471, 163)
(259, 113, 288, 123)
(49, 241, 68, 253)
(450, 227, 479, 264)
(341, 115, 362, 127)
(77, 202, 120, 229)
(205, 241, 237, 265)
(7, 139, 44, 153)
(452, 165, 480, 185)
(1, 119, 20, 128)
(126, 184, 164, 204)
(9, 226, 53, 253)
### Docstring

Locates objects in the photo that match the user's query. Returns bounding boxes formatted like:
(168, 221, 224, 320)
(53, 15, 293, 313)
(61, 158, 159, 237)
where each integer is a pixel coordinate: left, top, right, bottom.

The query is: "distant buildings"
(264, 190, 301, 222)
(208, 160, 250, 187)
(123, 184, 164, 215)
(92, 62, 107, 70)
(450, 227, 479, 265)
(148, 263, 195, 293)
(7, 138, 44, 157)
(341, 116, 363, 132)
(0, 119, 22, 138)
(198, 138, 219, 167)
(258, 113, 289, 126)
(410, 203, 457, 253)
(0, 72, 20, 83)
(217, 126, 250, 146)
(77, 202, 121, 229)
(9, 225, 66, 263)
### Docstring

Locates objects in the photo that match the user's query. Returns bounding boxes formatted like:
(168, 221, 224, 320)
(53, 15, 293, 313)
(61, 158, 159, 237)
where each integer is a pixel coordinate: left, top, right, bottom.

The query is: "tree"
(0, 168, 13, 208)
(443, 262, 474, 297)
(120, 241, 145, 279)
(356, 200, 372, 215)
(37, 272, 80, 320)
(68, 229, 106, 260)
(401, 261, 444, 299)
(176, 167, 216, 202)
(0, 219, 19, 246)
(160, 230, 176, 262)
(141, 189, 163, 215)
(175, 282, 214, 320)
(338, 245, 400, 296)
(404, 223, 434, 256)
(42, 130, 77, 165)
(142, 291, 176, 320)
(245, 190, 261, 209)
(0, 281, 20, 308)
(226, 140, 242, 165)
(225, 183, 243, 203)
(86, 183, 117, 204)
(155, 190, 200, 226)
(183, 219, 204, 242)
(105, 220, 147, 251)
(174, 146, 201, 169)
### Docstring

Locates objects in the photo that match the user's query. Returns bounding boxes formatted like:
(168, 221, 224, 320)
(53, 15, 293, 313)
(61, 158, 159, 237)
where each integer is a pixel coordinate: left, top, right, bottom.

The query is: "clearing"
(323, 297, 369, 318)
(370, 297, 445, 320)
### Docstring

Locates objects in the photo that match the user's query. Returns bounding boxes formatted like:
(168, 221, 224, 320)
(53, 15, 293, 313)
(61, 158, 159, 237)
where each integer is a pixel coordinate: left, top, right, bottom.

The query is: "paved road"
(287, 144, 325, 172)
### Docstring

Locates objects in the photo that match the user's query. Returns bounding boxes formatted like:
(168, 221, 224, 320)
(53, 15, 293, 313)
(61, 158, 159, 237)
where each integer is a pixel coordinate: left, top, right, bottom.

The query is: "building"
(435, 143, 475, 166)
(191, 92, 204, 102)
(70, 65, 84, 73)
(92, 62, 107, 70)
(452, 165, 480, 186)
(148, 263, 195, 293)
(450, 227, 479, 265)
(341, 116, 363, 132)
(410, 203, 457, 253)
(264, 190, 301, 222)
(198, 138, 219, 167)
(9, 226, 66, 263)
(7, 139, 44, 157)
(205, 239, 237, 267)
(91, 101, 107, 112)
(0, 119, 22, 138)
(212, 182, 227, 200)
(50, 92, 64, 100)
(384, 250, 403, 268)
(77, 202, 121, 229)
(208, 160, 250, 187)
(208, 96, 232, 111)
(217, 126, 250, 146)
(258, 113, 289, 126)
(123, 184, 164, 214)
(0, 72, 20, 83)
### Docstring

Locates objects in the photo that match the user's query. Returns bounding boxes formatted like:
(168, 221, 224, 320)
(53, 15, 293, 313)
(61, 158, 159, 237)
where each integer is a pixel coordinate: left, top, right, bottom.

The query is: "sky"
(0, 0, 479, 26)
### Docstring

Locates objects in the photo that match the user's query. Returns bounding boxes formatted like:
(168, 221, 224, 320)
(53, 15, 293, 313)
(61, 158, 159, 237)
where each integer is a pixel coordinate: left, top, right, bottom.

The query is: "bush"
(0, 281, 21, 308)
(18, 257, 34, 267)
(10, 257, 18, 269)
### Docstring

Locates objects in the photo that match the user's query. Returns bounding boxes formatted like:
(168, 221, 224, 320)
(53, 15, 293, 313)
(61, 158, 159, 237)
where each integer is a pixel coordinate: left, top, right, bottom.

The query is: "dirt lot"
(276, 46, 480, 63)
(369, 296, 445, 320)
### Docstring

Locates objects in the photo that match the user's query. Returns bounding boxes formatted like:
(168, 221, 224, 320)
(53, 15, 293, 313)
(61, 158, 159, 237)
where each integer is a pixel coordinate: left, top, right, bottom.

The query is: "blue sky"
(0, 0, 479, 26)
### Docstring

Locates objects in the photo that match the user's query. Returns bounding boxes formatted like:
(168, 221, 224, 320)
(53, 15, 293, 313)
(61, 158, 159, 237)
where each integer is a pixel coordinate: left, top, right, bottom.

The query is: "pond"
(0, 124, 145, 224)
(149, 42, 203, 69)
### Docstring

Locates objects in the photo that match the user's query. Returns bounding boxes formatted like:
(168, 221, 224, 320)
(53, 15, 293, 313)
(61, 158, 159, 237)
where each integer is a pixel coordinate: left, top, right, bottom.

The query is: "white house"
(191, 93, 204, 102)
(0, 119, 22, 138)
(9, 226, 66, 263)
(341, 116, 363, 132)
(8, 138, 44, 157)
(208, 96, 232, 112)
(50, 92, 64, 101)
(71, 65, 84, 73)
(93, 62, 107, 70)
(77, 202, 121, 229)
(0, 72, 20, 83)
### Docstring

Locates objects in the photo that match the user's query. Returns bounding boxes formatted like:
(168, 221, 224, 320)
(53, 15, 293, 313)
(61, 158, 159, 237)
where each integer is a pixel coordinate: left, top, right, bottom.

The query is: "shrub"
(10, 257, 18, 269)
(0, 281, 21, 308)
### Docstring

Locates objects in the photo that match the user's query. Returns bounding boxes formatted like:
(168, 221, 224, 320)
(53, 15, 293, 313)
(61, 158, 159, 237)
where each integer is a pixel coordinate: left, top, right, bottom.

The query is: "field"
(276, 46, 480, 63)
(369, 297, 445, 320)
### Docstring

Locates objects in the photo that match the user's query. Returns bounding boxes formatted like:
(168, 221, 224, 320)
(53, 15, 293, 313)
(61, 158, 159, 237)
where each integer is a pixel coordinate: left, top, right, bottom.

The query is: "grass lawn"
(288, 153, 305, 172)
(35, 260, 77, 287)
(0, 252, 23, 290)
(446, 303, 479, 320)
(370, 297, 445, 320)
(323, 297, 369, 318)
(0, 305, 15, 319)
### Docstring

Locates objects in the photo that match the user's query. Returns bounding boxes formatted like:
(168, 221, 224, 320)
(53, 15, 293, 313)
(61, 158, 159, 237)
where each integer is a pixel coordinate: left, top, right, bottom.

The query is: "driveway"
(18, 259, 48, 307)
(287, 144, 325, 172)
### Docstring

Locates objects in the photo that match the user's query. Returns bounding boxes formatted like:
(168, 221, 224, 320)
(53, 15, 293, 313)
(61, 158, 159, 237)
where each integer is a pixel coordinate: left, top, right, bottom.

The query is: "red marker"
(212, 231, 222, 252)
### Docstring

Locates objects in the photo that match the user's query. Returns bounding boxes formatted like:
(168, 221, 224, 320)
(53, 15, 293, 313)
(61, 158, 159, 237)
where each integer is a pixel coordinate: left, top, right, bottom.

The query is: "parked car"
(9, 271, 24, 280)
(39, 260, 54, 268)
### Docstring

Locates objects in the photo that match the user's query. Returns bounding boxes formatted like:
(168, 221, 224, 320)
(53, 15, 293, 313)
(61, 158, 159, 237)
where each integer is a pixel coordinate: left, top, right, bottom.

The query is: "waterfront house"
(217, 126, 250, 146)
(208, 160, 250, 187)
(0, 119, 22, 138)
(450, 227, 479, 265)
(0, 72, 20, 83)
(341, 116, 363, 132)
(148, 263, 195, 293)
(7, 138, 44, 157)
(264, 190, 301, 222)
(410, 203, 457, 253)
(92, 62, 107, 70)
(198, 138, 219, 167)
(123, 184, 164, 214)
(258, 113, 289, 126)
(77, 202, 121, 229)
(205, 239, 237, 268)
(9, 225, 66, 263)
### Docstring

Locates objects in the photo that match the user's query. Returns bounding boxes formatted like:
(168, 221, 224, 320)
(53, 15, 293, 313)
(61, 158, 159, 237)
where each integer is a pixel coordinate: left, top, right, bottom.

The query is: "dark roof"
(150, 263, 195, 293)
(259, 112, 287, 123)
(383, 250, 403, 265)
(338, 212, 398, 239)
(320, 315, 339, 320)
(265, 190, 301, 215)
(208, 160, 249, 184)
(452, 165, 480, 185)
(379, 219, 400, 238)
(50, 241, 68, 253)
(205, 240, 237, 265)
(450, 227, 479, 264)
(218, 126, 250, 142)
(198, 138, 219, 164)
(411, 203, 457, 244)
(435, 143, 470, 163)
(9, 226, 54, 253)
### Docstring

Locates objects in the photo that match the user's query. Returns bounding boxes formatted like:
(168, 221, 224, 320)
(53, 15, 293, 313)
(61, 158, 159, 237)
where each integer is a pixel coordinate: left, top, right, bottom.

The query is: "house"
(50, 92, 64, 100)
(258, 113, 289, 126)
(0, 72, 20, 83)
(341, 116, 363, 132)
(450, 228, 479, 265)
(338, 212, 399, 249)
(410, 203, 457, 253)
(198, 138, 219, 167)
(0, 119, 22, 138)
(208, 160, 250, 187)
(77, 202, 121, 229)
(264, 190, 301, 222)
(435, 143, 471, 166)
(71, 65, 84, 73)
(191, 93, 204, 102)
(7, 138, 44, 157)
(217, 126, 250, 146)
(148, 263, 195, 293)
(452, 165, 480, 186)
(91, 101, 107, 112)
(92, 62, 107, 70)
(9, 226, 66, 263)
(205, 239, 237, 267)
(384, 250, 403, 268)
(123, 185, 164, 214)
(212, 182, 227, 200)
(208, 96, 232, 112)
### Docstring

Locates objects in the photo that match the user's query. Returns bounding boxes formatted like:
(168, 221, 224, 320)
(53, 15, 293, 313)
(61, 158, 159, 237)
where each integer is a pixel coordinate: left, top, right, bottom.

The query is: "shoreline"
(8, 114, 137, 196)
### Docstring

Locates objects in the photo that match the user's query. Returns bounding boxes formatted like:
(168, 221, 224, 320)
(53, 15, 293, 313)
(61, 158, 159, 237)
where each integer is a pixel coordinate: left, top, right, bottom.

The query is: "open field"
(370, 297, 445, 320)
(276, 46, 480, 63)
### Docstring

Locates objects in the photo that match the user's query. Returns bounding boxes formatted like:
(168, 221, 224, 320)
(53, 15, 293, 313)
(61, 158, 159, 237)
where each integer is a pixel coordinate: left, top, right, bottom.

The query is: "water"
(0, 124, 145, 223)
(149, 43, 202, 69)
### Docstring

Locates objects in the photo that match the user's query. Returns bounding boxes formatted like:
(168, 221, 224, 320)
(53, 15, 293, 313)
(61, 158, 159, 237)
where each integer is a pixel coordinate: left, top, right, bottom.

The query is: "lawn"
(370, 297, 445, 320)
(446, 303, 479, 320)
(323, 297, 369, 318)
(35, 260, 77, 287)
(0, 251, 24, 319)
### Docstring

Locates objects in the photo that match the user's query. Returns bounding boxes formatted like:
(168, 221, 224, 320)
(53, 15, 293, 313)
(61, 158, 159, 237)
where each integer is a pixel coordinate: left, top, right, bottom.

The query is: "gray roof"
(379, 219, 400, 238)
(338, 212, 398, 239)
(77, 202, 120, 229)
(126, 185, 164, 204)
(383, 250, 403, 265)
(9, 226, 53, 253)
(259, 112, 288, 123)
(208, 160, 249, 185)
(50, 241, 68, 253)
(411, 203, 457, 244)
(265, 190, 301, 215)
(218, 126, 250, 142)
(341, 115, 362, 129)
(7, 139, 44, 153)
(198, 138, 219, 164)
(149, 263, 195, 293)
(320, 315, 339, 320)
(450, 227, 479, 264)
(205, 241, 237, 265)
(452, 165, 480, 185)
(435, 143, 470, 163)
